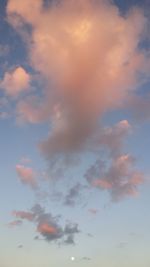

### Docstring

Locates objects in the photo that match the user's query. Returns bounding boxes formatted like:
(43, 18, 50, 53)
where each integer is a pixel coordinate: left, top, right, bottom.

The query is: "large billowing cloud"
(7, 0, 147, 154)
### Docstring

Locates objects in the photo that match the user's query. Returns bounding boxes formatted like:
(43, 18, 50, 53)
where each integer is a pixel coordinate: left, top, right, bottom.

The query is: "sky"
(0, 0, 150, 266)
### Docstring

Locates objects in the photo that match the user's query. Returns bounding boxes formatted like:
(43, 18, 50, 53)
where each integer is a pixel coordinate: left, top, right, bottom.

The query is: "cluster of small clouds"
(85, 120, 144, 201)
(10, 204, 79, 245)
(86, 153, 143, 201)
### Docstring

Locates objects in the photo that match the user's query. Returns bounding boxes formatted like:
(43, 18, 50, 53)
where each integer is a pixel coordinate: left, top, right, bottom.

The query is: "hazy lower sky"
(0, 0, 150, 266)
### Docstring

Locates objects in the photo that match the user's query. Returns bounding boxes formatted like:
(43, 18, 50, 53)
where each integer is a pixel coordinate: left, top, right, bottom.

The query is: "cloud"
(64, 223, 79, 235)
(17, 95, 52, 124)
(8, 220, 23, 227)
(64, 234, 75, 245)
(86, 154, 144, 201)
(64, 183, 85, 206)
(37, 223, 58, 234)
(95, 120, 131, 156)
(84, 119, 144, 200)
(0, 67, 31, 97)
(16, 164, 38, 189)
(6, 0, 148, 155)
(64, 223, 80, 245)
(12, 204, 80, 244)
(13, 210, 35, 221)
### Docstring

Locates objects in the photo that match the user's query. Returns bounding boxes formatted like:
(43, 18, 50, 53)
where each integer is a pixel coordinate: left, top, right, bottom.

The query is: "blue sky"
(0, 0, 150, 266)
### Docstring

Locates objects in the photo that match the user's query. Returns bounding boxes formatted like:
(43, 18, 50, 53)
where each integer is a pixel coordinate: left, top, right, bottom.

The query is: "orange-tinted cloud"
(0, 67, 31, 97)
(37, 223, 57, 234)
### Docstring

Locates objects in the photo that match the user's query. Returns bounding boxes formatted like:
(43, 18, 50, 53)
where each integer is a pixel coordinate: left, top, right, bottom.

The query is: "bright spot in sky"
(71, 256, 75, 261)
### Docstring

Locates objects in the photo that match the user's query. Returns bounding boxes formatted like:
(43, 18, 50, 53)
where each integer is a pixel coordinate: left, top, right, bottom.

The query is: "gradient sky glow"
(0, 0, 150, 266)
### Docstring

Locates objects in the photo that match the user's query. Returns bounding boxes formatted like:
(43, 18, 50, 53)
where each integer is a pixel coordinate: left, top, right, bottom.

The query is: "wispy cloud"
(64, 183, 86, 207)
(8, 220, 23, 227)
(16, 164, 38, 189)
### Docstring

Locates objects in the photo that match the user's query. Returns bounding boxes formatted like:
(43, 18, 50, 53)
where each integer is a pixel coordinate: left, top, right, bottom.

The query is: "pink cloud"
(86, 153, 144, 201)
(0, 67, 31, 97)
(12, 210, 35, 221)
(17, 95, 52, 124)
(16, 164, 37, 188)
(92, 179, 112, 189)
(6, 0, 148, 154)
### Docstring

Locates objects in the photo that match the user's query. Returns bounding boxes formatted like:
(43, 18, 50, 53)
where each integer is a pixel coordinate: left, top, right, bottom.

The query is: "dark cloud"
(64, 183, 86, 207)
(64, 234, 75, 245)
